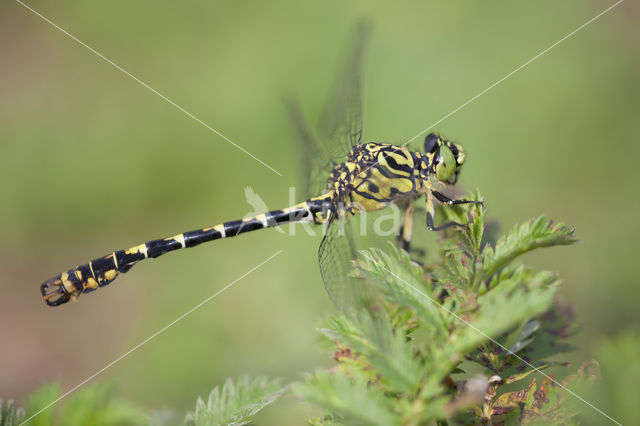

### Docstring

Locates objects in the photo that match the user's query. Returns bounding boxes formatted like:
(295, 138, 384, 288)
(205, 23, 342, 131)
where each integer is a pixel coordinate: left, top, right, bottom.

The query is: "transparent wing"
(319, 209, 375, 313)
(286, 97, 334, 199)
(288, 23, 371, 199)
(318, 21, 371, 160)
(290, 23, 374, 311)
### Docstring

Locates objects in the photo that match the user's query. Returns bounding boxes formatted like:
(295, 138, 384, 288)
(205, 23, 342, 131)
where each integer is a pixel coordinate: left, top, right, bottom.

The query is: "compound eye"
(450, 143, 465, 165)
(435, 145, 456, 182)
(424, 133, 439, 153)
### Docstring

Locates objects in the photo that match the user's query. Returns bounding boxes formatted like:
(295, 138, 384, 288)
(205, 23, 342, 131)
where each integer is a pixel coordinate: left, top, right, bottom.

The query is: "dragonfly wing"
(288, 22, 371, 199)
(319, 209, 375, 312)
(286, 97, 334, 199)
(318, 22, 371, 159)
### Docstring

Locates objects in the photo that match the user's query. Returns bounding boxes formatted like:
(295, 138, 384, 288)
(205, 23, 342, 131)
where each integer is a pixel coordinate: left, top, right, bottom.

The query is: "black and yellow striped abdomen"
(41, 139, 472, 307)
(41, 196, 331, 306)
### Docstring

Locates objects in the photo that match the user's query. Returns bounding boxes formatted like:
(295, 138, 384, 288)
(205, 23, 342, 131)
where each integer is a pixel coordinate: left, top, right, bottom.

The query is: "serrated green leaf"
(481, 216, 577, 282)
(293, 371, 395, 426)
(8, 382, 147, 426)
(357, 246, 450, 340)
(319, 310, 426, 394)
(455, 270, 558, 361)
(302, 205, 581, 425)
(184, 376, 283, 426)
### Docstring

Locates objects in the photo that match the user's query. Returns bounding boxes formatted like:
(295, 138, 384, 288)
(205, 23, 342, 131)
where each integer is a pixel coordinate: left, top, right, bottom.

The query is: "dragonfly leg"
(397, 203, 415, 252)
(425, 192, 466, 231)
(431, 190, 483, 206)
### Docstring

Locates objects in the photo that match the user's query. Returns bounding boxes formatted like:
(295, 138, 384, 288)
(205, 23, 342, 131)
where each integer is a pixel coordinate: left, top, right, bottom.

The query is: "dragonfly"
(40, 24, 481, 308)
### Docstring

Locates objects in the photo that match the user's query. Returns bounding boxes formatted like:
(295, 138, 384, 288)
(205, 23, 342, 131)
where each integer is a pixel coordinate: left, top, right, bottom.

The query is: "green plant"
(2, 377, 284, 426)
(184, 375, 284, 426)
(8, 198, 613, 425)
(295, 196, 588, 424)
(0, 383, 147, 426)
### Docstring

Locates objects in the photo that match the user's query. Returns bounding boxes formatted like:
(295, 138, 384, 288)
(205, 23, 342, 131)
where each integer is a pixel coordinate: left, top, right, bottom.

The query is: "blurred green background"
(1, 0, 638, 424)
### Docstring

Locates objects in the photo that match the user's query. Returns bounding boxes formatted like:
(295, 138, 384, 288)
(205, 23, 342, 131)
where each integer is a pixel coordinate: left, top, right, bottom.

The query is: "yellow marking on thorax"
(376, 150, 414, 178)
(349, 197, 387, 213)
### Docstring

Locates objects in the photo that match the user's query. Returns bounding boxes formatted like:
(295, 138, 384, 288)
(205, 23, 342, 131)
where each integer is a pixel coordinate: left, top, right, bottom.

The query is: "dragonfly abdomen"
(41, 198, 329, 307)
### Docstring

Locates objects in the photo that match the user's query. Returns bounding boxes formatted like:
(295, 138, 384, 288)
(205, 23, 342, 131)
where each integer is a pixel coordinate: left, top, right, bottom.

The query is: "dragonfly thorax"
(324, 135, 468, 216)
(325, 143, 421, 214)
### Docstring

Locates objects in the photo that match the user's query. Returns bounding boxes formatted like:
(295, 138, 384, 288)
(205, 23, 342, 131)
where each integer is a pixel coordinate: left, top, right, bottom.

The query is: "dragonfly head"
(424, 133, 466, 185)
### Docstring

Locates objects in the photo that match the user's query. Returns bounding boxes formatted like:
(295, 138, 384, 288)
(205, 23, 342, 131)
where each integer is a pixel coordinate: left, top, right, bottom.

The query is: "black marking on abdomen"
(184, 228, 223, 248)
(268, 207, 311, 224)
(266, 210, 294, 224)
(41, 197, 332, 306)
(146, 238, 183, 258)
(223, 219, 262, 237)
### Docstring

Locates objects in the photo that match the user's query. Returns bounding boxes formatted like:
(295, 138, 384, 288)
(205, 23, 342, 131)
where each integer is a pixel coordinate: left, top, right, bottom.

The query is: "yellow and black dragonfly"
(41, 24, 480, 308)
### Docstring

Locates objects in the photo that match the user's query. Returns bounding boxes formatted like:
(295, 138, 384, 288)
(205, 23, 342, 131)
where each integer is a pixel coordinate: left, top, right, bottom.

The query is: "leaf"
(503, 364, 553, 385)
(184, 376, 283, 426)
(293, 371, 396, 426)
(4, 382, 147, 426)
(456, 269, 559, 363)
(0, 398, 25, 426)
(430, 193, 485, 289)
(498, 299, 577, 379)
(300, 206, 583, 425)
(491, 379, 536, 416)
(492, 375, 581, 425)
(319, 310, 427, 395)
(481, 216, 577, 282)
(59, 383, 148, 426)
(356, 246, 450, 340)
(521, 376, 570, 424)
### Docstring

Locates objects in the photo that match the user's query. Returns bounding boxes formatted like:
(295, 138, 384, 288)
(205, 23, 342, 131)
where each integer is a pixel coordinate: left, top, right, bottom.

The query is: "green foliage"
(2, 382, 147, 426)
(9, 198, 622, 425)
(295, 371, 396, 426)
(296, 198, 588, 424)
(184, 375, 284, 426)
(0, 398, 25, 426)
